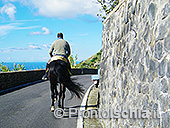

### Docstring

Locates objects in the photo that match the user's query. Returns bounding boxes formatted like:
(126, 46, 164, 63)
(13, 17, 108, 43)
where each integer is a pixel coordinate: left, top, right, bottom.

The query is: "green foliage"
(91, 57, 97, 62)
(74, 54, 78, 67)
(75, 50, 102, 69)
(13, 62, 26, 71)
(69, 55, 74, 68)
(69, 54, 78, 68)
(97, 0, 119, 19)
(0, 62, 10, 72)
(0, 62, 26, 72)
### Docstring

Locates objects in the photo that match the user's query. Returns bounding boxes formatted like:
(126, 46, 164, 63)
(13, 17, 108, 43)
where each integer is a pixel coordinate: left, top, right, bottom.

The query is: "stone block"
(167, 62, 170, 78)
(144, 25, 149, 42)
(136, 3, 140, 15)
(164, 34, 170, 52)
(158, 59, 166, 77)
(153, 103, 158, 111)
(137, 83, 142, 93)
(161, 78, 168, 93)
(156, 22, 167, 41)
(134, 47, 141, 64)
(148, 3, 157, 26)
(143, 95, 149, 110)
(140, 1, 145, 17)
(169, 96, 170, 109)
(142, 84, 149, 94)
(145, 51, 150, 68)
(138, 62, 145, 81)
(162, 3, 170, 19)
(149, 59, 156, 75)
(161, 112, 170, 128)
(159, 94, 168, 111)
(131, 0, 138, 15)
(153, 79, 160, 100)
(154, 42, 163, 60)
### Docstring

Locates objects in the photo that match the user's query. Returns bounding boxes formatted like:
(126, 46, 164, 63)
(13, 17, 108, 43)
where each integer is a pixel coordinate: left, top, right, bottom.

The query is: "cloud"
(0, 43, 51, 53)
(41, 44, 51, 49)
(2, 0, 101, 19)
(30, 27, 50, 35)
(28, 43, 52, 50)
(42, 27, 50, 35)
(0, 48, 11, 53)
(0, 47, 28, 52)
(32, 0, 100, 18)
(10, 47, 28, 50)
(29, 31, 41, 35)
(0, 3, 16, 20)
(27, 43, 51, 50)
(2, 0, 18, 2)
(1, 35, 7, 39)
(0, 23, 40, 36)
(28, 44, 42, 50)
(0, 23, 17, 36)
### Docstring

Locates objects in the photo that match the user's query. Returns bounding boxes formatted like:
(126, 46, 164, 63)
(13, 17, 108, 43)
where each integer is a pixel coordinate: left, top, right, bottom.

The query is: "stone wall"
(0, 68, 97, 92)
(100, 0, 170, 127)
(0, 70, 45, 91)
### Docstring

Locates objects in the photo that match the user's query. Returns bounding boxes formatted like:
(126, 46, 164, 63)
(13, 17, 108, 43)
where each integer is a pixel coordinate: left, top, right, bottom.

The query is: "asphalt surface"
(0, 75, 93, 128)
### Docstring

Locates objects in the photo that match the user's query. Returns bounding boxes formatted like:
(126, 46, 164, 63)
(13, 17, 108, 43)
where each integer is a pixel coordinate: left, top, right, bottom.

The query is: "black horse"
(49, 60, 84, 112)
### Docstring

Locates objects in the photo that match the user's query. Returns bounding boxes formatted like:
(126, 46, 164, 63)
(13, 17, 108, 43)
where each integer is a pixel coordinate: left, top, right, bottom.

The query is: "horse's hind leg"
(50, 82, 56, 112)
(61, 85, 66, 109)
(54, 84, 58, 103)
(58, 83, 62, 108)
(58, 84, 65, 109)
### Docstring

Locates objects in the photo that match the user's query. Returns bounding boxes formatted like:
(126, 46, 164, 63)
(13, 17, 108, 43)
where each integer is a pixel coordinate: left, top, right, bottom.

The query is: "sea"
(1, 62, 47, 70)
(1, 61, 81, 71)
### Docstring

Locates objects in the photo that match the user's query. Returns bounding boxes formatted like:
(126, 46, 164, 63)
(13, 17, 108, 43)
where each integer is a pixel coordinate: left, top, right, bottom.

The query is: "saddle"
(49, 55, 72, 75)
(50, 55, 68, 63)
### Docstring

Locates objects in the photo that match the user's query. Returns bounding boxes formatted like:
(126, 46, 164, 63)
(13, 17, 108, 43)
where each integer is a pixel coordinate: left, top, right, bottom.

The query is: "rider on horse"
(42, 32, 71, 80)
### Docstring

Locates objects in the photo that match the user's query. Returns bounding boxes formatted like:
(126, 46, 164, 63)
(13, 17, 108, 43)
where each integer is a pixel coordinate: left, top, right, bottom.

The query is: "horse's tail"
(50, 60, 84, 99)
(61, 77, 84, 99)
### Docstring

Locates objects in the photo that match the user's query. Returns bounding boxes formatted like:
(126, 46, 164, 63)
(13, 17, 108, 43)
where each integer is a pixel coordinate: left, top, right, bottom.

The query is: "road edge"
(76, 83, 95, 128)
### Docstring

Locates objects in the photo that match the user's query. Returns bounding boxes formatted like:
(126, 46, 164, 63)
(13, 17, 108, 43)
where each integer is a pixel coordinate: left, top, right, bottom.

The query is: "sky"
(0, 0, 103, 62)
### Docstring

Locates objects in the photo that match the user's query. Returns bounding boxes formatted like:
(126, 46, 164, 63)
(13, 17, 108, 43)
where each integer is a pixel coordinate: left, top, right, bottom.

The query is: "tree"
(97, 0, 119, 19)
(69, 55, 74, 68)
(69, 54, 78, 68)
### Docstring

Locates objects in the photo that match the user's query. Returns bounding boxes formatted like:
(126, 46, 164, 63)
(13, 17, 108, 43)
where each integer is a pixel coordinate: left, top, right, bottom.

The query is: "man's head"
(57, 32, 63, 39)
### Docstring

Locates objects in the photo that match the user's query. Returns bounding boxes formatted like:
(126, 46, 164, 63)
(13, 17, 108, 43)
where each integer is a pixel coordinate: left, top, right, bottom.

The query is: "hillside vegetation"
(75, 50, 102, 69)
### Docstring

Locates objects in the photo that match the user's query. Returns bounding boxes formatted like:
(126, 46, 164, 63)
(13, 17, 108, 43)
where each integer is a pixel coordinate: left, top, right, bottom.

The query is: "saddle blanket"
(50, 55, 68, 63)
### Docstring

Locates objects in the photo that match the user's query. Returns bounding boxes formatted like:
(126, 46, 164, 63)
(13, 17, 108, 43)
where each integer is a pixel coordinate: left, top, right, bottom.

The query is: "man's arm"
(65, 42, 71, 57)
(49, 42, 54, 57)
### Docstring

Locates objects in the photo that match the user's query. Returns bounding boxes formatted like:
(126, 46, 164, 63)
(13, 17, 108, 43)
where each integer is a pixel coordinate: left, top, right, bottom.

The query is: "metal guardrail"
(71, 68, 98, 75)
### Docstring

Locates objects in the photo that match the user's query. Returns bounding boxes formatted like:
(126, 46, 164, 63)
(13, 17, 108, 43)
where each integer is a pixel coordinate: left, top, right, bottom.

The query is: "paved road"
(0, 75, 93, 128)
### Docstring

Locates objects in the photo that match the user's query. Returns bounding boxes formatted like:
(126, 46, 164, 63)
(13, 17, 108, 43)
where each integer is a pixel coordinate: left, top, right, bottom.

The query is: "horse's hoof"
(54, 98, 57, 103)
(51, 106, 55, 112)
